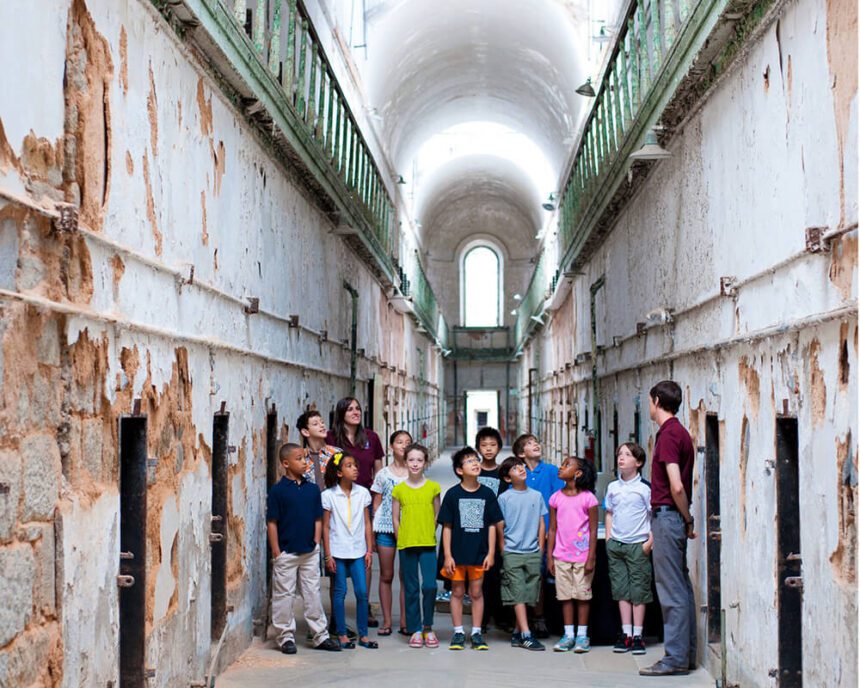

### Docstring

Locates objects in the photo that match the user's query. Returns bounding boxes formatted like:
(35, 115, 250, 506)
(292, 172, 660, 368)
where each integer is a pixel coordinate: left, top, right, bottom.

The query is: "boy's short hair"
(649, 380, 682, 415)
(512, 433, 538, 458)
(475, 426, 503, 449)
(278, 442, 303, 461)
(617, 442, 647, 471)
(498, 456, 524, 482)
(451, 446, 478, 475)
(295, 410, 322, 444)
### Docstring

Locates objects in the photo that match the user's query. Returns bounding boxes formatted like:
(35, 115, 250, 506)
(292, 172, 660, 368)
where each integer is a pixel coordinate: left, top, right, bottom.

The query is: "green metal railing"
(514, 251, 548, 347)
(227, 0, 392, 253)
(400, 254, 447, 344)
(557, 0, 700, 262)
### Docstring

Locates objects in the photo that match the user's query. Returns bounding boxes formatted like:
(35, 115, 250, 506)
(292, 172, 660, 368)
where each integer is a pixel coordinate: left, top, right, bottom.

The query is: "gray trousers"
(272, 545, 330, 646)
(651, 511, 697, 669)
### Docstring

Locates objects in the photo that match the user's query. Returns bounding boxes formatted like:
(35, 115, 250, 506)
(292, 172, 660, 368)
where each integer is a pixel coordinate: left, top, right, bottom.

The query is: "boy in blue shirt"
(266, 443, 341, 654)
(497, 457, 548, 651)
(512, 433, 563, 638)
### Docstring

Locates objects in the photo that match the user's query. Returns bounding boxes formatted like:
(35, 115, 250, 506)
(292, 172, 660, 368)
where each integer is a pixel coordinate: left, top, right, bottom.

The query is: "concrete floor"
(217, 451, 715, 687)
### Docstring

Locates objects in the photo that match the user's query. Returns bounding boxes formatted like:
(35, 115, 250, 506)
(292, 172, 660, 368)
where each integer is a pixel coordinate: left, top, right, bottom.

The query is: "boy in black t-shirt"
(475, 427, 509, 633)
(438, 446, 504, 651)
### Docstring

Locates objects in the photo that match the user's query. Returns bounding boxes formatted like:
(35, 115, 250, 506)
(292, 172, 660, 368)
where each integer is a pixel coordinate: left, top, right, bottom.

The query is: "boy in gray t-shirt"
(496, 457, 548, 651)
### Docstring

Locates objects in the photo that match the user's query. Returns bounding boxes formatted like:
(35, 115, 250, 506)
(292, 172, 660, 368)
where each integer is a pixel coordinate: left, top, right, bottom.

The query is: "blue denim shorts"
(375, 532, 396, 548)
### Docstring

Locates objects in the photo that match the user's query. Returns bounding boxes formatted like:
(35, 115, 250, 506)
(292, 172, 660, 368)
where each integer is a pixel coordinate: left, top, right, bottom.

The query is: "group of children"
(266, 408, 655, 657)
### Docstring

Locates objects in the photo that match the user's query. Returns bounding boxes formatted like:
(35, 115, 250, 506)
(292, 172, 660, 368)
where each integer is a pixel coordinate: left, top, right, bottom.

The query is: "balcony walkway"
(216, 453, 714, 688)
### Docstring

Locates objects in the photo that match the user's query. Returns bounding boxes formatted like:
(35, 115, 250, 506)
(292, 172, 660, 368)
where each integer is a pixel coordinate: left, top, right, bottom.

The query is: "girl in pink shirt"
(547, 456, 598, 653)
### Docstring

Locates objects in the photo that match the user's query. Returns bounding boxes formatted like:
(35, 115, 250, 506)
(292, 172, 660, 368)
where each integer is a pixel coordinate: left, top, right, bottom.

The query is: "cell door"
(776, 417, 802, 687)
(705, 413, 721, 644)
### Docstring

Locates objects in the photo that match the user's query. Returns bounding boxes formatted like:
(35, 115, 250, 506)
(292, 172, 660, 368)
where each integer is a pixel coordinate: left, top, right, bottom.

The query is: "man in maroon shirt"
(640, 380, 697, 677)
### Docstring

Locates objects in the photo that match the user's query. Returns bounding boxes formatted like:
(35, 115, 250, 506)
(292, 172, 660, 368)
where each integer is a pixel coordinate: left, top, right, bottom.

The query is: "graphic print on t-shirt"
(477, 475, 500, 494)
(459, 499, 486, 532)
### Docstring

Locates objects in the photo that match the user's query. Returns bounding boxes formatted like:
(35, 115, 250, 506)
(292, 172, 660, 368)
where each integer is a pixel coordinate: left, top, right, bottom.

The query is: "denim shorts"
(375, 532, 396, 548)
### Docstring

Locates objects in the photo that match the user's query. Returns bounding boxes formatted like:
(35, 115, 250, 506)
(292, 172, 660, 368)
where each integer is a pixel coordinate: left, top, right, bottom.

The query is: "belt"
(652, 505, 678, 516)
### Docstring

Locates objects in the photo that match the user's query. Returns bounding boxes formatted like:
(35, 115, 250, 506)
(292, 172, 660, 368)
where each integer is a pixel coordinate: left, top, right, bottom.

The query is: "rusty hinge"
(117, 575, 135, 587)
(119, 551, 134, 560)
(786, 552, 802, 561)
(635, 321, 647, 336)
(709, 531, 722, 541)
(288, 314, 300, 328)
(53, 203, 79, 234)
(211, 515, 223, 523)
(784, 576, 803, 589)
(209, 533, 224, 544)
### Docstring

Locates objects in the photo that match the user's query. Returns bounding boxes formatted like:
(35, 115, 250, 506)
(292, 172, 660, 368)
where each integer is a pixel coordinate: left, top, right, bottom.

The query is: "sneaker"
(510, 631, 523, 647)
(631, 635, 646, 655)
(449, 632, 466, 651)
(532, 618, 550, 639)
(519, 636, 546, 651)
(573, 636, 591, 653)
(313, 637, 342, 652)
(470, 632, 489, 651)
(553, 635, 576, 652)
(280, 639, 297, 654)
(613, 633, 632, 653)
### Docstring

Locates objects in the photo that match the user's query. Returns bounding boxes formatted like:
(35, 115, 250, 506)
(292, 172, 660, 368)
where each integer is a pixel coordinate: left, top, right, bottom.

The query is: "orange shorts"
(440, 565, 485, 582)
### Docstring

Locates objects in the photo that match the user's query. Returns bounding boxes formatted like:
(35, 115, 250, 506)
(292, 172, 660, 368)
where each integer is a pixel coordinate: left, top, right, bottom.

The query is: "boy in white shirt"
(604, 442, 653, 655)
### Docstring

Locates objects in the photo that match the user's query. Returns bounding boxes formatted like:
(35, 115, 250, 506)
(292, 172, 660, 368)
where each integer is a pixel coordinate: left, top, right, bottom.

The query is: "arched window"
(462, 244, 501, 326)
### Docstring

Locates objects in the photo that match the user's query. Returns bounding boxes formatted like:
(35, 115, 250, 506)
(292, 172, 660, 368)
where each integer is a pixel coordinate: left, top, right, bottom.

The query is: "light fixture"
(530, 314, 545, 326)
(629, 128, 672, 160)
(575, 78, 596, 97)
(389, 292, 414, 315)
(644, 307, 674, 325)
(510, 309, 517, 316)
(593, 24, 611, 44)
(513, 293, 522, 301)
(396, 175, 407, 185)
(542, 192, 558, 212)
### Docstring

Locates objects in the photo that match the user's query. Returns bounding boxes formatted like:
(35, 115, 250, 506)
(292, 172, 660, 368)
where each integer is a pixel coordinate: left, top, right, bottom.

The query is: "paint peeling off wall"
(0, 0, 441, 685)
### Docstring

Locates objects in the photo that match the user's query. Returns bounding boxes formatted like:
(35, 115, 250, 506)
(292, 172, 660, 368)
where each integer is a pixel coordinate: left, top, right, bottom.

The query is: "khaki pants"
(272, 545, 329, 646)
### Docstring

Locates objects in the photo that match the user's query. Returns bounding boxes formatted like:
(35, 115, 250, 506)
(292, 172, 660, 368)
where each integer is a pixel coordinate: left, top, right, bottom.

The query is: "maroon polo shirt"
(325, 428, 384, 489)
(650, 416, 695, 508)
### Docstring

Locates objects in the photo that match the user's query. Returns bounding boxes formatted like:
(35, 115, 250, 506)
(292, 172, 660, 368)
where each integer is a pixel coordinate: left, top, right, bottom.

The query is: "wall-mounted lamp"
(530, 314, 545, 326)
(389, 292, 414, 315)
(575, 78, 596, 97)
(644, 307, 674, 325)
(542, 192, 558, 211)
(592, 23, 612, 44)
(629, 128, 671, 160)
(396, 175, 407, 185)
(510, 309, 517, 316)
(513, 293, 522, 301)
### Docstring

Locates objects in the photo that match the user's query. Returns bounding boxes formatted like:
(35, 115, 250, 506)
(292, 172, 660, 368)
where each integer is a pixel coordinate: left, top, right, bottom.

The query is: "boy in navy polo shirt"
(266, 443, 341, 654)
(513, 433, 563, 638)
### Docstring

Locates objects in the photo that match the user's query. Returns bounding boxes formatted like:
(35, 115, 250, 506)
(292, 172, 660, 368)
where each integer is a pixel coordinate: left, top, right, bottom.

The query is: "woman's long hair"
(331, 397, 368, 450)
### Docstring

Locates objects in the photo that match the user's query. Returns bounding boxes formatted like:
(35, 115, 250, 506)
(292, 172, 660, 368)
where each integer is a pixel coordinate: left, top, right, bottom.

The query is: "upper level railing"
(225, 0, 393, 253)
(449, 327, 512, 359)
(556, 0, 699, 263)
(400, 254, 448, 347)
(514, 0, 754, 351)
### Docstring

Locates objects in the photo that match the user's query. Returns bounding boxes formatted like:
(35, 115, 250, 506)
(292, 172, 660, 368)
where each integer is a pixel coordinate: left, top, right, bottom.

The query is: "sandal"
(408, 631, 424, 648)
(423, 630, 439, 648)
(378, 627, 393, 636)
(398, 627, 410, 636)
(358, 638, 379, 649)
(338, 636, 355, 650)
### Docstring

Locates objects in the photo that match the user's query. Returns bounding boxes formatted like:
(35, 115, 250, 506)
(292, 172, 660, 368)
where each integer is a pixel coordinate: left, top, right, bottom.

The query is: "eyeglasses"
(462, 457, 480, 465)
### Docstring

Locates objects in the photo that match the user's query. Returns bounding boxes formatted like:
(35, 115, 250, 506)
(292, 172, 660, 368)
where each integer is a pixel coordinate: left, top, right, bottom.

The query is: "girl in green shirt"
(392, 444, 441, 648)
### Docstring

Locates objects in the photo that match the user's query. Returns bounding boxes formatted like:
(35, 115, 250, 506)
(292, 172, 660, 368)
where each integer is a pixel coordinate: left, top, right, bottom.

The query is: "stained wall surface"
(0, 1, 440, 685)
(521, 0, 858, 685)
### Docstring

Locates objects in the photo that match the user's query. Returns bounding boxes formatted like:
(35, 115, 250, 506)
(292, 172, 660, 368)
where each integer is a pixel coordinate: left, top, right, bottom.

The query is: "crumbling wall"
(0, 0, 438, 686)
(524, 0, 857, 685)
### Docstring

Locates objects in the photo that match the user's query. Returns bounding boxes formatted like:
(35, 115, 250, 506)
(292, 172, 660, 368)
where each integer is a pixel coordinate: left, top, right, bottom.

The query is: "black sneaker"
(613, 633, 632, 653)
(531, 618, 550, 639)
(510, 631, 523, 647)
(449, 631, 466, 650)
(520, 636, 546, 651)
(313, 637, 342, 652)
(631, 635, 646, 655)
(280, 640, 297, 654)
(470, 632, 489, 651)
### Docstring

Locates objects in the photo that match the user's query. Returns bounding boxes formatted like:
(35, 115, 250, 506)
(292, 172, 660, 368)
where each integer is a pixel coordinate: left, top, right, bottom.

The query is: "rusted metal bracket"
(805, 226, 827, 253)
(719, 276, 738, 297)
(636, 322, 647, 336)
(117, 575, 135, 587)
(209, 533, 224, 543)
(53, 203, 79, 234)
(288, 315, 300, 328)
(784, 576, 803, 589)
(244, 296, 260, 314)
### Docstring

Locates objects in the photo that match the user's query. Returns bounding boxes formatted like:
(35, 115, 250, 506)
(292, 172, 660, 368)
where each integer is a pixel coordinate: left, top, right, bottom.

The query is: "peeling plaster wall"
(0, 1, 439, 686)
(522, 0, 857, 685)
